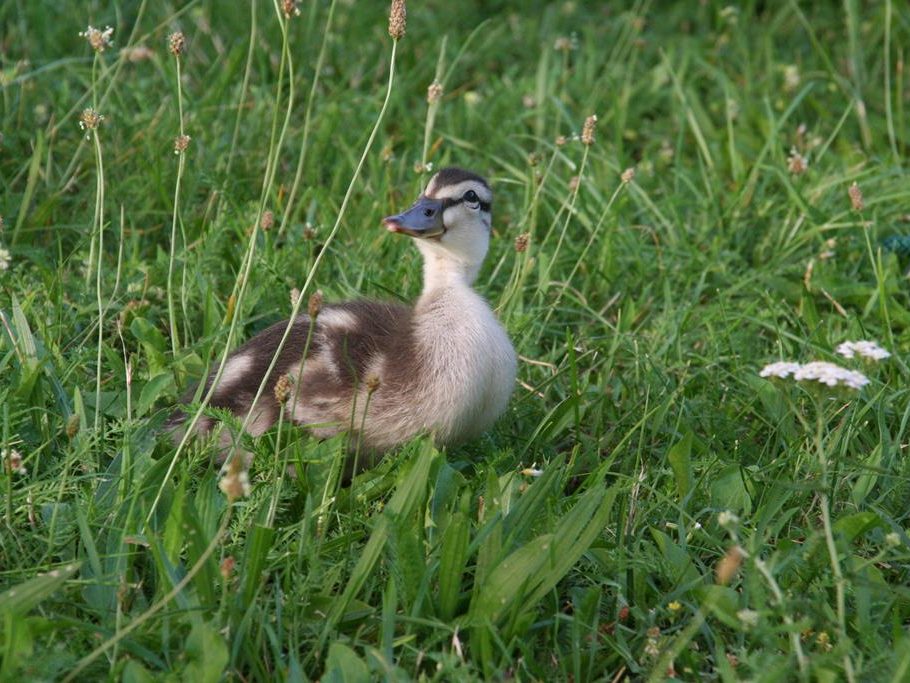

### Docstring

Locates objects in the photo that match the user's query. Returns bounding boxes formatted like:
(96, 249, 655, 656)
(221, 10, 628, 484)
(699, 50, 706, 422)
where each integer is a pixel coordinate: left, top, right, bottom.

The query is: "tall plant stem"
(167, 56, 187, 357)
(91, 130, 105, 435)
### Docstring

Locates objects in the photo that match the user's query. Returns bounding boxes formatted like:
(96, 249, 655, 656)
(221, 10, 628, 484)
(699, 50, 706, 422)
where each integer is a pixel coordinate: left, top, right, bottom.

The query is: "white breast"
(411, 284, 516, 444)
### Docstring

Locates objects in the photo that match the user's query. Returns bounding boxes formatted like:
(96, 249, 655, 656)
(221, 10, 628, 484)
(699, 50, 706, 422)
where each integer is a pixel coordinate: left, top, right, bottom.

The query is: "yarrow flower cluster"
(79, 25, 114, 52)
(835, 340, 890, 361)
(794, 362, 869, 389)
(737, 608, 760, 629)
(758, 361, 802, 379)
(760, 360, 870, 390)
(761, 338, 891, 391)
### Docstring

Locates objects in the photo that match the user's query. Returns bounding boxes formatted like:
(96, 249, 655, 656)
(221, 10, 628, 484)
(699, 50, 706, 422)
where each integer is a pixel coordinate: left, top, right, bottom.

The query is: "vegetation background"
(1, 0, 909, 680)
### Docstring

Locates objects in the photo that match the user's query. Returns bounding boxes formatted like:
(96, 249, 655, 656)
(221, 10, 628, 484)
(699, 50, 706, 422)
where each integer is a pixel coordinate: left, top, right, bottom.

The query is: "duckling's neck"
(419, 251, 481, 292)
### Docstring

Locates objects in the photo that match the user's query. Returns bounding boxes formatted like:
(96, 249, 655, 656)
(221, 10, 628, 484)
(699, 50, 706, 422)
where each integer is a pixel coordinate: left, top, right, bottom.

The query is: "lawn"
(2, 0, 910, 680)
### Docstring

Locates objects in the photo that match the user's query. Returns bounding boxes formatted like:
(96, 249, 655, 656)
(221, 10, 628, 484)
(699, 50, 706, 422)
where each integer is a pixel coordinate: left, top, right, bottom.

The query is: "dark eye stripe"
(442, 196, 491, 212)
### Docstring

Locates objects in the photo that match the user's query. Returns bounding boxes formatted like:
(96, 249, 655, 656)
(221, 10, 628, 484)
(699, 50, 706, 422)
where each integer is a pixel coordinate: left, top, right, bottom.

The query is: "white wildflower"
(793, 361, 869, 390)
(736, 608, 759, 628)
(759, 361, 802, 379)
(718, 510, 740, 528)
(0, 246, 10, 271)
(835, 340, 891, 362)
(644, 640, 660, 658)
(783, 64, 800, 92)
(553, 35, 576, 52)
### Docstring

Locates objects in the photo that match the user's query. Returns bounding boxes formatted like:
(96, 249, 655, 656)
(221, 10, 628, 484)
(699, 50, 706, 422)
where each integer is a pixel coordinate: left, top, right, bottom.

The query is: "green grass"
(2, 0, 910, 679)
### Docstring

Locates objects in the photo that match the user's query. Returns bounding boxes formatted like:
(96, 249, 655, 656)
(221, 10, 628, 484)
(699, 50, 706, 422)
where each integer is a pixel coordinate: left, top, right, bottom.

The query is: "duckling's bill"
(383, 196, 445, 238)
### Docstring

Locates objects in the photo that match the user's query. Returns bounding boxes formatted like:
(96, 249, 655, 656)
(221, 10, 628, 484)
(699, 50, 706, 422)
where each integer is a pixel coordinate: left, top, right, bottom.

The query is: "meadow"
(2, 0, 910, 680)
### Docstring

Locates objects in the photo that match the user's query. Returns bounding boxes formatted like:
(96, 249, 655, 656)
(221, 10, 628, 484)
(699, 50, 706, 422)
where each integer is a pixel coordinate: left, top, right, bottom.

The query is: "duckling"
(173, 167, 516, 458)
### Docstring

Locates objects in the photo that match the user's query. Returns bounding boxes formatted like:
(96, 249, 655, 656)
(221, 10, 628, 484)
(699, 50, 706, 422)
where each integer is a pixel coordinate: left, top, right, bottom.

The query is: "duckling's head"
(384, 167, 493, 286)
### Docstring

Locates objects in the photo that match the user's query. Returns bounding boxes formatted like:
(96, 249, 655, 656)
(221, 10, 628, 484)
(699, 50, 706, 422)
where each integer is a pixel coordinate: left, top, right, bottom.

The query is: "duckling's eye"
(463, 190, 479, 205)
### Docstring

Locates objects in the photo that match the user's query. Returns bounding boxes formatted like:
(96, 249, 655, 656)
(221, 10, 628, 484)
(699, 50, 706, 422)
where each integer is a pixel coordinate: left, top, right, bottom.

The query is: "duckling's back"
(171, 292, 514, 455)
(171, 300, 420, 453)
